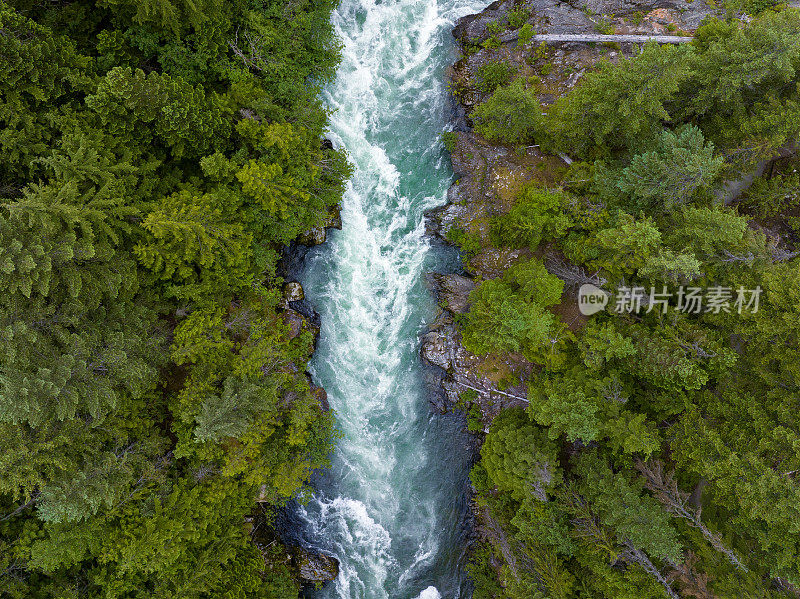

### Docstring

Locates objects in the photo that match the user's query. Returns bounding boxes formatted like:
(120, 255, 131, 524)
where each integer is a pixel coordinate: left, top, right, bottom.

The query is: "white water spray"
(296, 0, 488, 597)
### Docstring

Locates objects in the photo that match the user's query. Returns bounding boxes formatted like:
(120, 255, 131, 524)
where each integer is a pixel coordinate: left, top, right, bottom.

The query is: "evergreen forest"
(453, 7, 800, 599)
(0, 0, 349, 595)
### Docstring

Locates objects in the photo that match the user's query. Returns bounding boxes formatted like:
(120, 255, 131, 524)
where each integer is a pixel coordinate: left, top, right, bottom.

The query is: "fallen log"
(501, 32, 693, 44)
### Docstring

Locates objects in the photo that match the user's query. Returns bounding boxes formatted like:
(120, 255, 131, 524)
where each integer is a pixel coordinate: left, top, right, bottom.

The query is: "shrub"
(440, 131, 458, 154)
(472, 79, 543, 145)
(595, 17, 615, 34)
(507, 7, 531, 28)
(492, 184, 573, 248)
(476, 60, 515, 93)
(518, 23, 535, 46)
(482, 34, 501, 49)
(486, 20, 504, 35)
(446, 226, 483, 257)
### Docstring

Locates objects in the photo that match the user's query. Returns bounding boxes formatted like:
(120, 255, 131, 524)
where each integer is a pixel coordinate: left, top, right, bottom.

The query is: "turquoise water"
(294, 0, 486, 597)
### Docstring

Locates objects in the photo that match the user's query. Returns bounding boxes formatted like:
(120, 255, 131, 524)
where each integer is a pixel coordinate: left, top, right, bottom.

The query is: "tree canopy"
(457, 8, 800, 599)
(0, 0, 348, 596)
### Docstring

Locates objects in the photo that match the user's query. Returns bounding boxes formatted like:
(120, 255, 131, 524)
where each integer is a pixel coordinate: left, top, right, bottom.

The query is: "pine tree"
(576, 452, 683, 563)
(492, 184, 573, 249)
(86, 67, 230, 158)
(0, 187, 162, 426)
(236, 159, 310, 217)
(548, 42, 693, 157)
(481, 408, 562, 502)
(462, 259, 564, 359)
(618, 126, 724, 211)
(135, 191, 253, 302)
(472, 78, 543, 145)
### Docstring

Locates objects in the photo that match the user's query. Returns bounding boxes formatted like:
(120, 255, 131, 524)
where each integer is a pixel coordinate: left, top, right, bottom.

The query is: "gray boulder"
(421, 329, 453, 370)
(298, 227, 327, 246)
(294, 548, 340, 583)
(431, 273, 475, 314)
(283, 281, 305, 303)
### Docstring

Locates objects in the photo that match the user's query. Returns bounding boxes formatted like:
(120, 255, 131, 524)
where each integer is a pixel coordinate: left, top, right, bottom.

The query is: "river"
(291, 0, 486, 597)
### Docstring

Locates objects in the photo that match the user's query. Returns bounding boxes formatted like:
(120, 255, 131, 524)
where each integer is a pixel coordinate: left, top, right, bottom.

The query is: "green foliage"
(0, 6, 93, 180)
(136, 191, 253, 301)
(0, 0, 346, 595)
(576, 452, 682, 562)
(492, 184, 573, 248)
(441, 130, 459, 154)
(86, 66, 230, 159)
(237, 159, 310, 218)
(476, 60, 515, 93)
(486, 20, 505, 36)
(544, 11, 800, 164)
(617, 125, 724, 210)
(462, 259, 564, 359)
(665, 205, 771, 275)
(578, 322, 636, 369)
(530, 373, 600, 443)
(447, 225, 483, 257)
(517, 23, 535, 46)
(462, 279, 556, 357)
(482, 408, 562, 502)
(467, 542, 508, 599)
(638, 248, 702, 284)
(482, 34, 502, 50)
(547, 42, 693, 157)
(472, 79, 543, 145)
(682, 12, 800, 146)
(594, 17, 615, 35)
(743, 169, 800, 224)
(0, 185, 162, 427)
(466, 403, 484, 432)
(459, 8, 800, 599)
(592, 213, 663, 277)
(36, 440, 167, 523)
(672, 408, 800, 581)
(507, 7, 531, 29)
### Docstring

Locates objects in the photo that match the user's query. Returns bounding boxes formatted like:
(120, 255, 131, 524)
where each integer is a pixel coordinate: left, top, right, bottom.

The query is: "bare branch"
(545, 255, 607, 290)
(635, 458, 748, 572)
(455, 381, 528, 404)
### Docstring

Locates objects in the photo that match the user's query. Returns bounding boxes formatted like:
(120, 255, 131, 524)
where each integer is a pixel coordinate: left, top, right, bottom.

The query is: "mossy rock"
(293, 548, 340, 583)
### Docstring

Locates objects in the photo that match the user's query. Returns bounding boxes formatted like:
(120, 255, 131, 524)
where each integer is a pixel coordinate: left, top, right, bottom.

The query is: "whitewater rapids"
(294, 0, 488, 597)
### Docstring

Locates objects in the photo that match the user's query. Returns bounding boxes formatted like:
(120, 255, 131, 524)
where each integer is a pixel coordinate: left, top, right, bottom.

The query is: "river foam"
(295, 0, 488, 596)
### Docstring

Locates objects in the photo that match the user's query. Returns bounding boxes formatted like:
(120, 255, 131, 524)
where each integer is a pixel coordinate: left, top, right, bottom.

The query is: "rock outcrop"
(250, 515, 340, 586)
(283, 308, 320, 343)
(297, 205, 344, 247)
(298, 226, 328, 246)
(428, 273, 475, 314)
(283, 281, 305, 303)
(422, 308, 533, 423)
(292, 548, 340, 583)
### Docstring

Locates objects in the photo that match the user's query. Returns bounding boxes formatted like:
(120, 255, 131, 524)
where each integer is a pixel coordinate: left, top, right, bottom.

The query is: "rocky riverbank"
(279, 203, 345, 413)
(248, 204, 345, 592)
(421, 0, 739, 428)
(421, 0, 736, 568)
